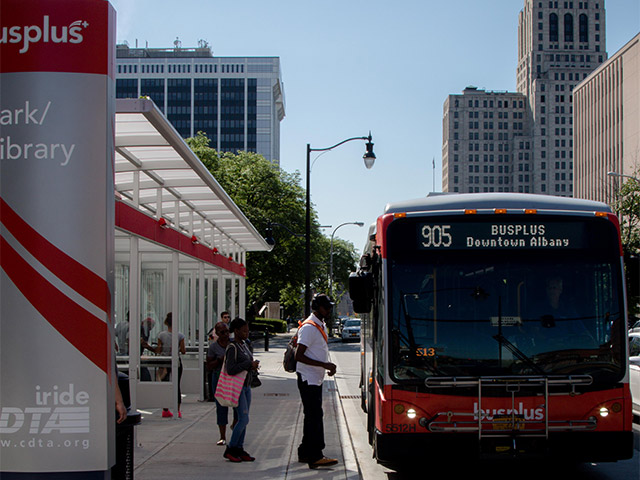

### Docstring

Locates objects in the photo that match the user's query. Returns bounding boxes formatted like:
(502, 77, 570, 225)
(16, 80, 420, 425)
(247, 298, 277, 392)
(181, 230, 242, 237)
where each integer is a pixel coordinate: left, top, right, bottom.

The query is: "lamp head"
(265, 224, 275, 246)
(363, 132, 376, 169)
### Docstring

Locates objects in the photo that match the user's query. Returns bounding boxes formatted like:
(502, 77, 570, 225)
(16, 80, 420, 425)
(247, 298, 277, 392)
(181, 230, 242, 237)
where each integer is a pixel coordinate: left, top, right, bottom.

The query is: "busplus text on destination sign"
(467, 224, 569, 248)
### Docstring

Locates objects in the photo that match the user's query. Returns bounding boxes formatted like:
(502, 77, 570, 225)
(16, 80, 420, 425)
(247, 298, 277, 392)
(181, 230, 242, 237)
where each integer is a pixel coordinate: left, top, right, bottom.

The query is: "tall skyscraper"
(116, 42, 285, 164)
(443, 0, 607, 196)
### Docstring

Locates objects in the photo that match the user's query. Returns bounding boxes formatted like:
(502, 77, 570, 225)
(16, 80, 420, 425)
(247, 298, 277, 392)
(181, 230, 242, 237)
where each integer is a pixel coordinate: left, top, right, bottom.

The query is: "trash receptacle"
(112, 372, 141, 480)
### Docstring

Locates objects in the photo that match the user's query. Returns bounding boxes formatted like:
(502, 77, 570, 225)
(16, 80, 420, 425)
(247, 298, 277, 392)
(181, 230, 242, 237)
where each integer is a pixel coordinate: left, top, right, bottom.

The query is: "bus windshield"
(387, 219, 626, 384)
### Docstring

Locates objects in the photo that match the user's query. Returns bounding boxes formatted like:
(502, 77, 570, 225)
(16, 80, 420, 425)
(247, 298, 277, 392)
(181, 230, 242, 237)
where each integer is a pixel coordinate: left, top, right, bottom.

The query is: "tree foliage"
(613, 175, 640, 253)
(187, 133, 358, 317)
(612, 172, 640, 316)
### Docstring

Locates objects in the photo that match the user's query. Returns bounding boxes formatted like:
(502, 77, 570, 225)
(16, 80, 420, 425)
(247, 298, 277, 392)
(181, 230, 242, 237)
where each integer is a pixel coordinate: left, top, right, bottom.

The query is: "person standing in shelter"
(142, 313, 185, 418)
(209, 311, 232, 342)
(206, 321, 233, 445)
(223, 317, 259, 463)
(295, 294, 338, 469)
(114, 312, 130, 355)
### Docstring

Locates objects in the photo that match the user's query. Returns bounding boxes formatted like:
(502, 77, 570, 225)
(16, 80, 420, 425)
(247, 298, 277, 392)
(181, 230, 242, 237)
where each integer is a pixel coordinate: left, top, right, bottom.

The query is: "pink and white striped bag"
(214, 352, 247, 407)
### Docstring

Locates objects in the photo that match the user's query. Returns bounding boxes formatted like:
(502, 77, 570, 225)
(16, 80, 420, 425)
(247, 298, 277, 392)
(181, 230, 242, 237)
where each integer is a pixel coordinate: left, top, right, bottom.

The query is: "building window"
(550, 13, 559, 42)
(116, 78, 138, 99)
(141, 79, 166, 114)
(564, 14, 574, 43)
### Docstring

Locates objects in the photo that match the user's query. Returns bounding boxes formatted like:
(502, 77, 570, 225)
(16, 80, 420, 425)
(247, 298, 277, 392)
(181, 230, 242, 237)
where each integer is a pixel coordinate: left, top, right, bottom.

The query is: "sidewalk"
(132, 333, 360, 480)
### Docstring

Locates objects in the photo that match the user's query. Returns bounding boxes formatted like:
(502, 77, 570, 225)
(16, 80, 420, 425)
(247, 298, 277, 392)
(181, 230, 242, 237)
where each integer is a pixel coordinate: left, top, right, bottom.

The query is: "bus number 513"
(421, 225, 452, 248)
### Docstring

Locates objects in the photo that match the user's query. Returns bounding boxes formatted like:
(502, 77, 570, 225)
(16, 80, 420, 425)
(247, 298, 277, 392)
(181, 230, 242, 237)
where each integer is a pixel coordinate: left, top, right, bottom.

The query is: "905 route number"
(421, 225, 452, 248)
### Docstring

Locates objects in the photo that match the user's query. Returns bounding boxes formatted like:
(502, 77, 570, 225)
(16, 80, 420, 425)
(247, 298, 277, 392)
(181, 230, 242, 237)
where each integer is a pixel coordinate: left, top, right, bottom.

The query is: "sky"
(110, 0, 640, 253)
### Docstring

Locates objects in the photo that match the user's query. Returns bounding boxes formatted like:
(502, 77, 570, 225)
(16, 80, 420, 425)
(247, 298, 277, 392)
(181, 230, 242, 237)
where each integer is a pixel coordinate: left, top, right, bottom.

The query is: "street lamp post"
(607, 171, 639, 183)
(329, 222, 364, 299)
(305, 133, 376, 318)
(264, 222, 305, 246)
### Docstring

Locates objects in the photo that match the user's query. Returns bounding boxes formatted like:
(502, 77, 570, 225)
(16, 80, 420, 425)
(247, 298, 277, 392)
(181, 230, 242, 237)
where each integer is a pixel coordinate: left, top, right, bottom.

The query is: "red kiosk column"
(0, 1, 116, 477)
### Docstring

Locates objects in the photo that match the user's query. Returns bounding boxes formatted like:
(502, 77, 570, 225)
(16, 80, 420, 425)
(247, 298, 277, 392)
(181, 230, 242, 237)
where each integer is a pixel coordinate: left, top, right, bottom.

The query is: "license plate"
(493, 415, 524, 430)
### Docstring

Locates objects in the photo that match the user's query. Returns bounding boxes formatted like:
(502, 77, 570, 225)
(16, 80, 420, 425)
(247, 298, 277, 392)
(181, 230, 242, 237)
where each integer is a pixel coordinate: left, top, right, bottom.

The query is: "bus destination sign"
(417, 222, 585, 250)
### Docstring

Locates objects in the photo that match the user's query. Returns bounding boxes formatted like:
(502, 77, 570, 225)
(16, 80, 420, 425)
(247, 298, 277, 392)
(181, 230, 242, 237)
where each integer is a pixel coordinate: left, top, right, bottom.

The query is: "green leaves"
(614, 175, 640, 253)
(186, 133, 358, 317)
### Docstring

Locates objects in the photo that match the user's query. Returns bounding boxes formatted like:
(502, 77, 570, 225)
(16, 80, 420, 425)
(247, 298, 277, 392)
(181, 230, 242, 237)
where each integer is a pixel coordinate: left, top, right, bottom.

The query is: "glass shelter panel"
(140, 267, 167, 382)
(114, 263, 130, 355)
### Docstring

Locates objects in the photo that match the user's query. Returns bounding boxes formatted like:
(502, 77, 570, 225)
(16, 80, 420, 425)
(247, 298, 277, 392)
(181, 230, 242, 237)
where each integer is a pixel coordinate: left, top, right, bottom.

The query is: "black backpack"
(282, 320, 328, 373)
(282, 334, 298, 373)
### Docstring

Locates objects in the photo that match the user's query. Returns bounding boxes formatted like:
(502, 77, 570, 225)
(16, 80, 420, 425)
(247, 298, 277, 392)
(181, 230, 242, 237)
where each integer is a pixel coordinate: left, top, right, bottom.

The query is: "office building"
(443, 88, 529, 193)
(443, 0, 607, 196)
(116, 42, 285, 164)
(574, 33, 640, 204)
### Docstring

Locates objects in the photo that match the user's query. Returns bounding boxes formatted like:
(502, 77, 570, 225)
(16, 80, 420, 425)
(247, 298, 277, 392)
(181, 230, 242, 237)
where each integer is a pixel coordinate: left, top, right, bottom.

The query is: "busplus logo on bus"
(419, 223, 571, 249)
(0, 16, 88, 54)
(474, 403, 545, 421)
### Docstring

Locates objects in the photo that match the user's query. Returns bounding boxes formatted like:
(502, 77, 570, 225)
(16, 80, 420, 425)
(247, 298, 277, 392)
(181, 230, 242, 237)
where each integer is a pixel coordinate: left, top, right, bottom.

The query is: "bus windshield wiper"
(492, 334, 546, 375)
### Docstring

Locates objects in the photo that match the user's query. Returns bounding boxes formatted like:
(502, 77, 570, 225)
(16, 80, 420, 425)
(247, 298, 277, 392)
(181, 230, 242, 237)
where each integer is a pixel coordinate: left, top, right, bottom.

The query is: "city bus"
(349, 193, 634, 464)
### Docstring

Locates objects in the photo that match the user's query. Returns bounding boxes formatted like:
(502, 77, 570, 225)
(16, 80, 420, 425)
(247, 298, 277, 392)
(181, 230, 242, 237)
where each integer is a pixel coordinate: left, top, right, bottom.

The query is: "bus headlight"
(599, 407, 609, 418)
(407, 408, 417, 419)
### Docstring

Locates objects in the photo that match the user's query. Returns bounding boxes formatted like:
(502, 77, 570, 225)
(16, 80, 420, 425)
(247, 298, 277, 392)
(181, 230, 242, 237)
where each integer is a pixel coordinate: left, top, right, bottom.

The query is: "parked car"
(341, 319, 361, 342)
(332, 317, 346, 333)
(630, 332, 640, 418)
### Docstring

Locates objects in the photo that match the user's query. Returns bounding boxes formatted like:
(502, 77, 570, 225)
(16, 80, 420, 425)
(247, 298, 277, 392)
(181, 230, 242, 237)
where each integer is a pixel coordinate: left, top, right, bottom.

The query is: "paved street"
(132, 333, 640, 479)
(133, 333, 359, 480)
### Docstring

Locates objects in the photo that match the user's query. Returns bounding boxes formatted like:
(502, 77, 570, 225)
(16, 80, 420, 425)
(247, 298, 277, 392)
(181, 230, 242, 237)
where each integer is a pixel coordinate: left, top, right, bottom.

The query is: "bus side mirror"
(624, 252, 640, 299)
(349, 271, 372, 314)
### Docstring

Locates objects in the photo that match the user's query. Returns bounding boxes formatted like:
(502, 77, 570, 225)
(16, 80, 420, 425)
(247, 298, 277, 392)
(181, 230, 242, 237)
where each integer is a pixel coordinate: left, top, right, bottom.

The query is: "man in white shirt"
(295, 293, 338, 469)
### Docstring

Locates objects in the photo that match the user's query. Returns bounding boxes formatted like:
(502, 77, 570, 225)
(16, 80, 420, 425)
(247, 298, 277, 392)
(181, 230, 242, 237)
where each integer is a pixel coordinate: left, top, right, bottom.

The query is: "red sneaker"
(162, 409, 173, 418)
(239, 450, 255, 462)
(224, 447, 242, 463)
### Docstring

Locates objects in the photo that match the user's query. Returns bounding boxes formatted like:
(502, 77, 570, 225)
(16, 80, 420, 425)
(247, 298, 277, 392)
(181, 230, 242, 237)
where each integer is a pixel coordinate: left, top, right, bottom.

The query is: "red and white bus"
(349, 193, 634, 463)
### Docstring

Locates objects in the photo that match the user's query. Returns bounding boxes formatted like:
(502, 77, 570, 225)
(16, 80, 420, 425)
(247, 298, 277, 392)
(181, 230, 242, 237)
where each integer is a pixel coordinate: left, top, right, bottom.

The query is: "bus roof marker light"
(595, 212, 608, 218)
(525, 209, 537, 214)
(394, 212, 406, 219)
(464, 209, 477, 215)
(494, 208, 507, 214)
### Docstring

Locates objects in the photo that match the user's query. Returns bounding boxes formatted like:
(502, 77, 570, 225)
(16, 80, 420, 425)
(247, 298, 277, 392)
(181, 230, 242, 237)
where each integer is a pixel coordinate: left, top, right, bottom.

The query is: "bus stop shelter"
(113, 99, 271, 413)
